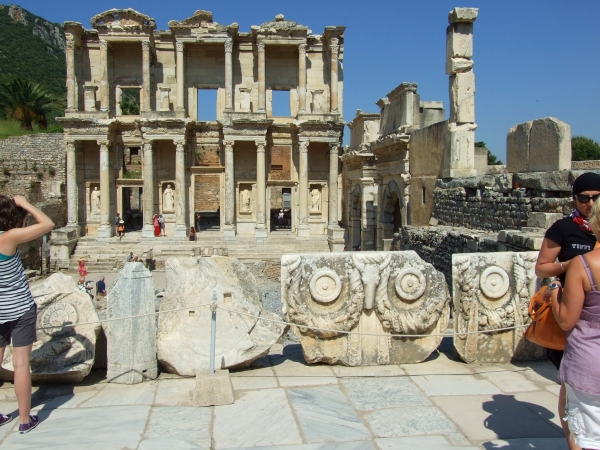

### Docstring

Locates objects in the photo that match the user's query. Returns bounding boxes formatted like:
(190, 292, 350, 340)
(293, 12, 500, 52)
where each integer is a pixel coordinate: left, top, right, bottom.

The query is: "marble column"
(328, 143, 339, 225)
(66, 140, 78, 227)
(297, 139, 310, 237)
(298, 43, 307, 113)
(224, 39, 233, 111)
(66, 40, 76, 112)
(175, 41, 185, 112)
(142, 141, 155, 238)
(255, 140, 267, 240)
(174, 139, 187, 238)
(329, 38, 339, 113)
(223, 140, 235, 237)
(141, 40, 151, 112)
(257, 39, 266, 112)
(99, 40, 109, 112)
(98, 140, 112, 237)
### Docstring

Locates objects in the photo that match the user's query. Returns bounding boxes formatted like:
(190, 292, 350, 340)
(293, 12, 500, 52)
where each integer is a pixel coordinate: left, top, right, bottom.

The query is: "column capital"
(99, 39, 108, 50)
(65, 139, 76, 149)
(329, 38, 339, 54)
(257, 40, 265, 52)
(255, 140, 266, 151)
(298, 42, 306, 54)
(224, 38, 233, 53)
(66, 40, 76, 50)
(142, 40, 151, 51)
(299, 140, 309, 153)
(175, 41, 184, 52)
(97, 139, 110, 149)
(329, 142, 340, 154)
(174, 139, 186, 148)
(223, 140, 235, 150)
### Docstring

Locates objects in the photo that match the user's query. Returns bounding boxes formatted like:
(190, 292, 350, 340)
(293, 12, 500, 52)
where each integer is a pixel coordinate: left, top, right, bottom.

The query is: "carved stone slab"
(281, 251, 451, 365)
(453, 251, 546, 363)
(157, 256, 288, 376)
(0, 273, 100, 383)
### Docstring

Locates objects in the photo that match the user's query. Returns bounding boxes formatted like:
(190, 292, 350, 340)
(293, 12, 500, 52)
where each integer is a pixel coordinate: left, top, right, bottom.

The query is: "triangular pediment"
(90, 8, 156, 32)
(168, 10, 228, 32)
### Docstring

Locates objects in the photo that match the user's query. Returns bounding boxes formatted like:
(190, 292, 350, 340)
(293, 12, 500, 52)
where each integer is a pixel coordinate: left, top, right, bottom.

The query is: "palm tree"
(0, 79, 62, 131)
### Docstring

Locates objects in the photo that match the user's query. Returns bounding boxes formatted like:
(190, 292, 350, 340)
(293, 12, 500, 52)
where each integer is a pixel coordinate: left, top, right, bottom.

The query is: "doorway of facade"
(269, 186, 292, 231)
(122, 187, 143, 231)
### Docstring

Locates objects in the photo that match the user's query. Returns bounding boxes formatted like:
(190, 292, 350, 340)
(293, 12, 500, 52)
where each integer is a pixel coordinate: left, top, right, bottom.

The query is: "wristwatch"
(549, 282, 562, 290)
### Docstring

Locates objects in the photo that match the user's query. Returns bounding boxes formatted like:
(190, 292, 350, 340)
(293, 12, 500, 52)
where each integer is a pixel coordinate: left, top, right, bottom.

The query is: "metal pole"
(209, 291, 217, 374)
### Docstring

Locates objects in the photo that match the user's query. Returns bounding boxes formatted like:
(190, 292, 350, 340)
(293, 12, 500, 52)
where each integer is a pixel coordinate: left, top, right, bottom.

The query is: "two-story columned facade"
(59, 9, 345, 249)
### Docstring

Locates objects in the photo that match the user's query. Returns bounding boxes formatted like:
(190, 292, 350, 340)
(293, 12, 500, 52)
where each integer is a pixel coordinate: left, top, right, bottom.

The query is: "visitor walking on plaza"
(535, 172, 600, 450)
(153, 214, 160, 238)
(550, 197, 600, 450)
(158, 214, 166, 237)
(0, 195, 54, 433)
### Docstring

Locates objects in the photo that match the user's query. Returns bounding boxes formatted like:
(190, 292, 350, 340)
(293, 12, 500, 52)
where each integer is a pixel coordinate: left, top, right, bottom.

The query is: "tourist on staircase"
(159, 214, 166, 237)
(189, 227, 197, 242)
(153, 214, 160, 238)
(535, 172, 600, 450)
(0, 195, 54, 434)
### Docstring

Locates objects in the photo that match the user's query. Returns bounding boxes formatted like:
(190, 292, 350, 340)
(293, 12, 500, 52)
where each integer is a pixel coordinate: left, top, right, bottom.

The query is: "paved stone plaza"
(0, 342, 568, 449)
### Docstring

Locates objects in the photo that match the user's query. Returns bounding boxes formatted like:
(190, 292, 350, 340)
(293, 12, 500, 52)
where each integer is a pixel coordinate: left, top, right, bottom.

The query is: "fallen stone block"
(453, 251, 546, 363)
(157, 256, 288, 376)
(282, 251, 451, 366)
(0, 273, 100, 383)
(192, 369, 235, 407)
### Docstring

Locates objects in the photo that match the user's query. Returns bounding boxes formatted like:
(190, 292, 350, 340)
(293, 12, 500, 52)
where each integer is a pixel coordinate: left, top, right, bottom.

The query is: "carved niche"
(281, 251, 451, 366)
(452, 251, 546, 364)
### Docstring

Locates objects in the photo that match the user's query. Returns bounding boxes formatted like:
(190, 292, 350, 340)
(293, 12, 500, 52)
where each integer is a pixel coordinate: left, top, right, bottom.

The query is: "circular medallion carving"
(309, 270, 342, 304)
(394, 268, 426, 301)
(40, 302, 78, 336)
(480, 266, 510, 299)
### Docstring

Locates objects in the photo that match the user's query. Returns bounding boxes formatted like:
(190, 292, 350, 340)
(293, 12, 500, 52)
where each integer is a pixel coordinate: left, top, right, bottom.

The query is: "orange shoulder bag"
(524, 284, 567, 351)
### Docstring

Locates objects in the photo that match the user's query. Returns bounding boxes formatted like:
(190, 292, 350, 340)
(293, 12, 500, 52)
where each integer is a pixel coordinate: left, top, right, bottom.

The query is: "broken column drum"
(453, 251, 546, 363)
(281, 251, 451, 365)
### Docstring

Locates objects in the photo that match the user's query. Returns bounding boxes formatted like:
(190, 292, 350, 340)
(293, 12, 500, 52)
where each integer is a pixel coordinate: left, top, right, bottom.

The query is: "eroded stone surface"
(282, 251, 450, 365)
(452, 251, 546, 363)
(0, 273, 100, 383)
(157, 256, 288, 376)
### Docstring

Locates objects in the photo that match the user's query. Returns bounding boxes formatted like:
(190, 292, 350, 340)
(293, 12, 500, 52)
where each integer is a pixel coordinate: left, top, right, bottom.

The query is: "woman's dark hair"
(0, 195, 24, 231)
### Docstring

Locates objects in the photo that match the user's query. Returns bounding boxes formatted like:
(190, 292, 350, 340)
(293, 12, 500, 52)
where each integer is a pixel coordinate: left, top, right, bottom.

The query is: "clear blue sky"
(15, 0, 600, 162)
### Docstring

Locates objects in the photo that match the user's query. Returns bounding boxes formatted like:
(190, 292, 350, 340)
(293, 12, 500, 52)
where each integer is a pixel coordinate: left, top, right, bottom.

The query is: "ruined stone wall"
(194, 175, 220, 212)
(0, 133, 66, 201)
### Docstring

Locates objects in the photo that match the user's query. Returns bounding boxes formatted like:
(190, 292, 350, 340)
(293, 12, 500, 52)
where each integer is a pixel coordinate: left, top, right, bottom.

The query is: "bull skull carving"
(351, 254, 391, 310)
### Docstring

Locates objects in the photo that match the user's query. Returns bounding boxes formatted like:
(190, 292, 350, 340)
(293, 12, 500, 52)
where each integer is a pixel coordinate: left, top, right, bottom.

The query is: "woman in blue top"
(0, 195, 54, 434)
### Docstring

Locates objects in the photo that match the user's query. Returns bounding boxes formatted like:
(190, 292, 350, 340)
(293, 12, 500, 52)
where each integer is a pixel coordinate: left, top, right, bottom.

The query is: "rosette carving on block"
(281, 251, 451, 366)
(452, 251, 546, 363)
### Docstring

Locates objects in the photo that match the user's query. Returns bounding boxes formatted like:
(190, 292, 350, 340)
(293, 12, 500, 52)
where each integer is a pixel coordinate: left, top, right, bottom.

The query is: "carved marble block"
(281, 251, 451, 366)
(453, 252, 546, 363)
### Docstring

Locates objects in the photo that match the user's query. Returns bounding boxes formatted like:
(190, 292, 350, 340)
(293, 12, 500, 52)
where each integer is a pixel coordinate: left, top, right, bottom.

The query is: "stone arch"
(381, 180, 403, 225)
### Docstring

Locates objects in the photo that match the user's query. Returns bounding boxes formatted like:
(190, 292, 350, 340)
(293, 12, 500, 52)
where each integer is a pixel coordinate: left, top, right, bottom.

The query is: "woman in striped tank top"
(0, 195, 54, 434)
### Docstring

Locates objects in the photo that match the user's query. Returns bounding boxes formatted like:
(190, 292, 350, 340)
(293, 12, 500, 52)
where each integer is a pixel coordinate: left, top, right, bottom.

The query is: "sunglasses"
(575, 193, 600, 203)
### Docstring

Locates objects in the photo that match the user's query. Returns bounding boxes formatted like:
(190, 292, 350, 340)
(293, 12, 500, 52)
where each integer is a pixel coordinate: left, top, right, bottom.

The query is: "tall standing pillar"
(97, 140, 112, 238)
(142, 141, 156, 238)
(66, 141, 78, 229)
(175, 41, 185, 113)
(297, 140, 310, 238)
(141, 40, 151, 113)
(174, 139, 187, 238)
(66, 40, 77, 112)
(255, 140, 267, 240)
(257, 39, 266, 112)
(99, 40, 109, 112)
(222, 140, 236, 238)
(298, 43, 307, 114)
(329, 38, 339, 113)
(327, 142, 344, 251)
(224, 39, 233, 111)
(442, 7, 479, 178)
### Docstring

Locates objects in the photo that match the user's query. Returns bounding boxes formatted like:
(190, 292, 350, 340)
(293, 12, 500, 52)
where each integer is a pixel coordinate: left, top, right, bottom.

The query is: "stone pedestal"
(192, 370, 234, 407)
(107, 262, 157, 384)
(49, 226, 79, 269)
(327, 226, 345, 252)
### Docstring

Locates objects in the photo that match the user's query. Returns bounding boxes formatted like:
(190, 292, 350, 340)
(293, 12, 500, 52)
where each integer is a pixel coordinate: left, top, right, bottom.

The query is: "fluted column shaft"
(298, 140, 309, 225)
(99, 40, 109, 112)
(225, 39, 233, 111)
(328, 143, 339, 225)
(223, 140, 235, 226)
(175, 41, 185, 111)
(298, 43, 307, 113)
(257, 40, 266, 112)
(142, 141, 155, 235)
(174, 140, 187, 237)
(141, 40, 151, 112)
(329, 38, 339, 113)
(256, 140, 267, 228)
(66, 141, 78, 225)
(66, 40, 76, 111)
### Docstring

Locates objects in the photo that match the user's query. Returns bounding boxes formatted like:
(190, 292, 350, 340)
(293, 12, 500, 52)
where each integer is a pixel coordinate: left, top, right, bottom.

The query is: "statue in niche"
(163, 184, 174, 211)
(240, 189, 251, 212)
(312, 90, 324, 113)
(310, 188, 321, 211)
(91, 186, 100, 213)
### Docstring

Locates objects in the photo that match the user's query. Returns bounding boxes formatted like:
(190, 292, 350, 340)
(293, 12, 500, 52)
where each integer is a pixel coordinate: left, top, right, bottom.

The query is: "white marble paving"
(364, 406, 457, 438)
(411, 374, 503, 396)
(144, 406, 211, 446)
(154, 378, 194, 406)
(377, 435, 480, 449)
(78, 380, 157, 407)
(341, 377, 430, 411)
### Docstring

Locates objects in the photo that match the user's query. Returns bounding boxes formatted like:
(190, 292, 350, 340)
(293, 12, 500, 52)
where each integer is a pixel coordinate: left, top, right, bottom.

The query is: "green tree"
(487, 151, 503, 165)
(572, 136, 600, 161)
(0, 79, 62, 131)
(119, 90, 140, 115)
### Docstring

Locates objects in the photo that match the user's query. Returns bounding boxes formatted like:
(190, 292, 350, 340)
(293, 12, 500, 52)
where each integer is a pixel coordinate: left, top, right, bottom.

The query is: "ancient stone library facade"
(59, 8, 345, 248)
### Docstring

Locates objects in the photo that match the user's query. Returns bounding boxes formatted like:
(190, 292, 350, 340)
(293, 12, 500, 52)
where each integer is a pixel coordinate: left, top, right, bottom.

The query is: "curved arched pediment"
(90, 9, 156, 31)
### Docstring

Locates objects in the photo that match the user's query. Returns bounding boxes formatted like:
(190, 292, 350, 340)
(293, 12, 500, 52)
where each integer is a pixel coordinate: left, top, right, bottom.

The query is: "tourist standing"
(77, 257, 88, 281)
(117, 220, 125, 241)
(535, 172, 600, 450)
(195, 212, 201, 232)
(158, 214, 166, 237)
(0, 195, 54, 433)
(153, 214, 160, 238)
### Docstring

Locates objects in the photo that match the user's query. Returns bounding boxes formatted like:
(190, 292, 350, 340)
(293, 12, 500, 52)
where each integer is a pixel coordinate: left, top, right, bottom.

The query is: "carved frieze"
(90, 8, 156, 31)
(281, 251, 450, 366)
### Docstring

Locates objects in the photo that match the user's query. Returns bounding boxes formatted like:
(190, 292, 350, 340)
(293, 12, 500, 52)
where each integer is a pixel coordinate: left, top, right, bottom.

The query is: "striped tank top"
(0, 232, 35, 323)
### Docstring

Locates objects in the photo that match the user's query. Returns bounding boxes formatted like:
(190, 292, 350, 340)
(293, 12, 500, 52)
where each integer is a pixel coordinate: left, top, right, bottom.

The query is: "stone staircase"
(69, 230, 330, 272)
